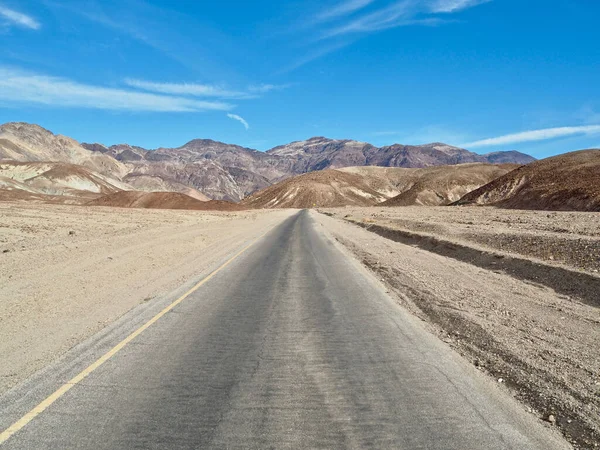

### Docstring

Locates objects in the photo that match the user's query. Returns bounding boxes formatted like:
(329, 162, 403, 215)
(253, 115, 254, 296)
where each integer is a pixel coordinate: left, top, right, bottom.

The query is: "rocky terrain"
(0, 122, 536, 203)
(244, 163, 517, 208)
(0, 122, 128, 178)
(457, 149, 600, 211)
(0, 161, 133, 204)
(269, 137, 534, 172)
(241, 170, 388, 208)
(344, 164, 518, 206)
(316, 207, 600, 448)
(87, 191, 244, 211)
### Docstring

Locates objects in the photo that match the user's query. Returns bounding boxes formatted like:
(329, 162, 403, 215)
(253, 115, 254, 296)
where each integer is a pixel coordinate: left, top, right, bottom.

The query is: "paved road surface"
(0, 210, 568, 449)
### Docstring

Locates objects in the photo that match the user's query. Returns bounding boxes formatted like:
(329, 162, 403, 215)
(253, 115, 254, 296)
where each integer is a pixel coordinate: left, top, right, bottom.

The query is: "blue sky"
(0, 0, 599, 157)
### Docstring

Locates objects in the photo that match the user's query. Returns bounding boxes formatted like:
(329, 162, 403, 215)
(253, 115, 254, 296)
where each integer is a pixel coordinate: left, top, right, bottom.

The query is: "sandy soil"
(315, 207, 600, 449)
(329, 206, 600, 274)
(0, 202, 294, 394)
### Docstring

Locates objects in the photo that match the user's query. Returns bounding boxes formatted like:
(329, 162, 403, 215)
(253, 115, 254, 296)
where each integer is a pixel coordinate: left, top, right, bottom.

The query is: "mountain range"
(241, 164, 518, 209)
(0, 122, 535, 201)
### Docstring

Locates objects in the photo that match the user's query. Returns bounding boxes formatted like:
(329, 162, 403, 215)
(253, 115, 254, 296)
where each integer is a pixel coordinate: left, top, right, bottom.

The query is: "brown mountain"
(87, 191, 244, 211)
(377, 163, 519, 206)
(1, 122, 535, 202)
(0, 123, 128, 178)
(243, 163, 516, 209)
(455, 149, 600, 211)
(87, 137, 533, 202)
(82, 140, 281, 201)
(266, 137, 535, 170)
(0, 161, 132, 203)
(241, 169, 389, 208)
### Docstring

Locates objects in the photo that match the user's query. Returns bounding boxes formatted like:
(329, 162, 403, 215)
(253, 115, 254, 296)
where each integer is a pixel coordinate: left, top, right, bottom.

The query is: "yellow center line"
(0, 228, 272, 445)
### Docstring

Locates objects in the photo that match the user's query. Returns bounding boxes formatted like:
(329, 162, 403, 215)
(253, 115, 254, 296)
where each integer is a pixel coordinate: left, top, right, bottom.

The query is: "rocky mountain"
(241, 170, 389, 208)
(0, 123, 128, 179)
(0, 161, 131, 203)
(1, 122, 535, 202)
(243, 163, 517, 209)
(87, 191, 243, 211)
(375, 163, 519, 206)
(267, 137, 535, 170)
(455, 149, 600, 211)
(82, 140, 283, 201)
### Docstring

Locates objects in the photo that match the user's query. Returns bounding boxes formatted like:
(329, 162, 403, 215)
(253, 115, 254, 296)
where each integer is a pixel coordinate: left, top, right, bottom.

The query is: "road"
(0, 210, 568, 449)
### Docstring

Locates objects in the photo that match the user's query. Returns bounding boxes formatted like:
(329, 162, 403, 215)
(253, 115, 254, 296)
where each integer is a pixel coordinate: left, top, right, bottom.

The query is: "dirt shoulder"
(328, 206, 600, 274)
(0, 202, 294, 394)
(314, 208, 600, 449)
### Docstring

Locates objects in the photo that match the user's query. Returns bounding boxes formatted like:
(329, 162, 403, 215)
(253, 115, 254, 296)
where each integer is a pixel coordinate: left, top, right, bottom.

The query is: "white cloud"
(247, 83, 290, 94)
(125, 79, 290, 99)
(323, 1, 419, 37)
(428, 0, 491, 13)
(227, 113, 250, 130)
(463, 125, 600, 148)
(0, 5, 40, 29)
(278, 40, 354, 74)
(125, 79, 253, 99)
(318, 0, 489, 38)
(0, 67, 233, 112)
(315, 0, 376, 21)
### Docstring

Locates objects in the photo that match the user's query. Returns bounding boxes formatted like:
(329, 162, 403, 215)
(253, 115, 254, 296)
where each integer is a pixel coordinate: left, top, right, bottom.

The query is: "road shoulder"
(313, 210, 600, 449)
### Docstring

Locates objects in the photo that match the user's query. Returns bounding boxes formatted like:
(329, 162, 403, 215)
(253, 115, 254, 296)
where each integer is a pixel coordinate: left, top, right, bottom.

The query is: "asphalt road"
(0, 210, 568, 449)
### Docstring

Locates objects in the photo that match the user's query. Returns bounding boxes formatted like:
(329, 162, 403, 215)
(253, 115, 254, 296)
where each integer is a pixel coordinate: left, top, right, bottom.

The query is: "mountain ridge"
(1, 122, 535, 201)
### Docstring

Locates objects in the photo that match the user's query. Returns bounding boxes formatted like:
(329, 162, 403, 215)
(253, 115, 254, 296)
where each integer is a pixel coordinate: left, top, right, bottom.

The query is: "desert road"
(0, 210, 568, 449)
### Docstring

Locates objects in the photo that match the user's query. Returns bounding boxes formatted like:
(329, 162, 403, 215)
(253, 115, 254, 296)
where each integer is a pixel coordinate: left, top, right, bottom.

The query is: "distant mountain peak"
(1, 121, 537, 202)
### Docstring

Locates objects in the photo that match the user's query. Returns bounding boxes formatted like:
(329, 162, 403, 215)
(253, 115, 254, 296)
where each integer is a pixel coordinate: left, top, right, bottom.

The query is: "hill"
(87, 191, 244, 211)
(0, 123, 128, 178)
(241, 170, 389, 208)
(243, 163, 517, 208)
(377, 163, 519, 206)
(0, 161, 130, 200)
(1, 122, 535, 202)
(455, 149, 600, 211)
(267, 137, 534, 171)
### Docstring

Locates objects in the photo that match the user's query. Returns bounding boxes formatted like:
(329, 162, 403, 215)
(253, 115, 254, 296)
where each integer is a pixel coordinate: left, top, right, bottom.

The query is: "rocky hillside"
(376, 163, 519, 206)
(1, 122, 535, 202)
(243, 163, 517, 209)
(267, 137, 535, 170)
(456, 150, 600, 211)
(0, 123, 128, 178)
(241, 170, 389, 208)
(0, 161, 131, 202)
(87, 191, 243, 211)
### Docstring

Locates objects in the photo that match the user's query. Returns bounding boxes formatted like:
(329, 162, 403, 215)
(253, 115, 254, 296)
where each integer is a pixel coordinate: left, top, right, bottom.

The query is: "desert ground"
(1, 202, 599, 448)
(0, 202, 294, 393)
(318, 206, 600, 447)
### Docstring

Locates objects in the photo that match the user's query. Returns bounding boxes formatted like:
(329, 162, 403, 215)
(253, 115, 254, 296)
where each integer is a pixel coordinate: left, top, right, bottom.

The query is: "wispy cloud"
(0, 67, 233, 112)
(463, 125, 600, 148)
(227, 113, 250, 130)
(318, 0, 488, 38)
(247, 83, 290, 94)
(125, 79, 290, 99)
(0, 5, 40, 29)
(315, 0, 376, 22)
(285, 0, 489, 71)
(125, 79, 252, 99)
(428, 0, 491, 13)
(278, 39, 354, 74)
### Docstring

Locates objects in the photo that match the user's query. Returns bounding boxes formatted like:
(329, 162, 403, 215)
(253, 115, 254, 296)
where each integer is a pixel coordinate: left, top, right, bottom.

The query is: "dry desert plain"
(1, 202, 599, 447)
